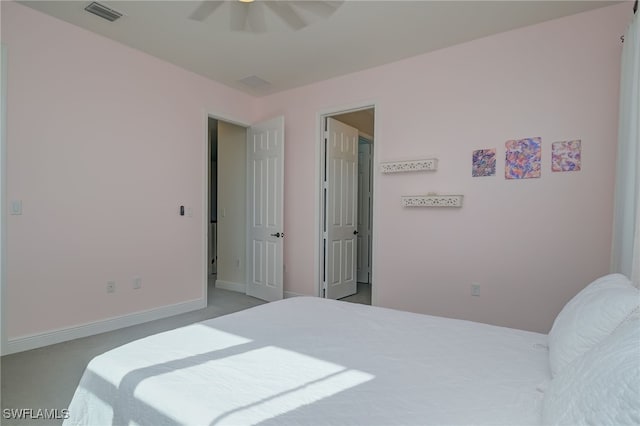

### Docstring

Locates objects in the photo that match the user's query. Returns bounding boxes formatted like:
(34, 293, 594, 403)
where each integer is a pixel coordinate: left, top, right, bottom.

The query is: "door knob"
(270, 232, 281, 238)
(353, 230, 359, 235)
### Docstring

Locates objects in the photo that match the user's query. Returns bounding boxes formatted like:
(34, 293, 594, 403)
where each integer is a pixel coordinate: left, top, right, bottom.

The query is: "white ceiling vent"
(237, 75, 272, 90)
(84, 2, 123, 22)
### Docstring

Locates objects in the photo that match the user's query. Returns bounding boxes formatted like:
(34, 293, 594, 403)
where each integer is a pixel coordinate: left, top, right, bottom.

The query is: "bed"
(64, 274, 640, 426)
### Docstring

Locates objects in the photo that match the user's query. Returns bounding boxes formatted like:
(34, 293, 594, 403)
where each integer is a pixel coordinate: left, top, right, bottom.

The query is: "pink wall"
(2, 2, 256, 339)
(257, 3, 631, 332)
(1, 1, 631, 340)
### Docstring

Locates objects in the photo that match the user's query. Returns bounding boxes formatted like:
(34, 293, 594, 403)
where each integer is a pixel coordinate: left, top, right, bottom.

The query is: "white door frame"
(357, 137, 373, 284)
(202, 112, 251, 303)
(1, 44, 8, 354)
(316, 102, 379, 304)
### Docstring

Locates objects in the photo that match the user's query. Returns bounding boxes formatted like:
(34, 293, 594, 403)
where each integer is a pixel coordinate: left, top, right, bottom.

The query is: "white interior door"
(324, 117, 358, 299)
(357, 140, 372, 284)
(246, 116, 284, 302)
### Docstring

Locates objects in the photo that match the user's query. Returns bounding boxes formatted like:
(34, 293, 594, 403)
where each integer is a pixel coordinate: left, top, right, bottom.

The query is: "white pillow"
(542, 317, 640, 425)
(547, 273, 639, 377)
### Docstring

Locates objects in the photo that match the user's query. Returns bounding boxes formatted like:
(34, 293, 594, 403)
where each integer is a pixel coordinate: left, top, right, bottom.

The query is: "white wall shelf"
(401, 194, 463, 208)
(380, 158, 438, 173)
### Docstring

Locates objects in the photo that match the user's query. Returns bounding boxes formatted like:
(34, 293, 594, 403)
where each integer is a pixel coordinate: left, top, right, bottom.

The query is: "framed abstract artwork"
(505, 137, 541, 179)
(472, 149, 496, 177)
(552, 140, 581, 172)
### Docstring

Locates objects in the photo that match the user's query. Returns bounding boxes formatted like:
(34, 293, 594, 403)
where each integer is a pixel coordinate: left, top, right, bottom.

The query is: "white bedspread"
(64, 297, 550, 426)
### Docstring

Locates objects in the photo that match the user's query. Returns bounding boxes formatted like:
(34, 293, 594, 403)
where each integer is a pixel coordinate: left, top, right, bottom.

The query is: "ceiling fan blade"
(289, 1, 342, 18)
(188, 1, 224, 21)
(265, 1, 306, 31)
(230, 1, 249, 31)
(247, 3, 267, 33)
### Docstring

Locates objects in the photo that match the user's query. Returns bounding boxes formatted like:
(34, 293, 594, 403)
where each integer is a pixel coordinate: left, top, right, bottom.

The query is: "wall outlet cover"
(471, 283, 481, 297)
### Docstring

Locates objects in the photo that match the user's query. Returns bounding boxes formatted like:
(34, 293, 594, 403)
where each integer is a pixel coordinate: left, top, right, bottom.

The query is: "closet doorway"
(319, 106, 375, 305)
(206, 114, 285, 304)
(207, 117, 248, 303)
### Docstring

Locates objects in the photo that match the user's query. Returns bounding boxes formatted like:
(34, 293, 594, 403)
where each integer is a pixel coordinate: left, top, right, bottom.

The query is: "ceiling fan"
(188, 0, 343, 33)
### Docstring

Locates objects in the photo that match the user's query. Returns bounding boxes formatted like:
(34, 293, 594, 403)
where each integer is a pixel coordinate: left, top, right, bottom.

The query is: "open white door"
(324, 117, 358, 299)
(246, 116, 284, 302)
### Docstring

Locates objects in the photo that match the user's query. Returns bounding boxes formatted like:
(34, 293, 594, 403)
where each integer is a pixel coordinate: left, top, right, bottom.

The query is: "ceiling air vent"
(237, 75, 272, 90)
(84, 2, 123, 22)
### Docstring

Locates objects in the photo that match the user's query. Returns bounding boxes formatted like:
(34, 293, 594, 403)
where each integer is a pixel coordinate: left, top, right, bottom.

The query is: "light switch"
(10, 200, 22, 215)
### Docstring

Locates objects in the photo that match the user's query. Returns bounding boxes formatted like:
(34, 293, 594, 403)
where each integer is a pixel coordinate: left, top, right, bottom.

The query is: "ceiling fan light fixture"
(189, 0, 343, 32)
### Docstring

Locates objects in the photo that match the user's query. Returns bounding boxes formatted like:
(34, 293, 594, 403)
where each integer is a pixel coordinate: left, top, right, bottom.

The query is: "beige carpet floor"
(1, 279, 371, 426)
(1, 280, 264, 426)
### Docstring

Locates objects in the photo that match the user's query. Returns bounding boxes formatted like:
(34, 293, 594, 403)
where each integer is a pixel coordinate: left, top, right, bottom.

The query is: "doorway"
(207, 118, 248, 304)
(319, 106, 375, 305)
(206, 114, 285, 304)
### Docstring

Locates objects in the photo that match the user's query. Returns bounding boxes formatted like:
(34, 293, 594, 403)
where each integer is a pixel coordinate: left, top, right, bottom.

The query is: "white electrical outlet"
(10, 200, 22, 215)
(107, 281, 116, 294)
(471, 283, 481, 297)
(133, 277, 142, 289)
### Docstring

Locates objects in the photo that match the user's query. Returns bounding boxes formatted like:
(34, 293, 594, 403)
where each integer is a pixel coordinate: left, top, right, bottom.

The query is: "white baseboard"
(4, 297, 206, 355)
(215, 280, 246, 293)
(284, 291, 307, 298)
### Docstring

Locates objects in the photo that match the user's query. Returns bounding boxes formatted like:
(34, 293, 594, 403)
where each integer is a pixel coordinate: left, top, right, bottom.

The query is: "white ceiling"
(19, 0, 620, 96)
